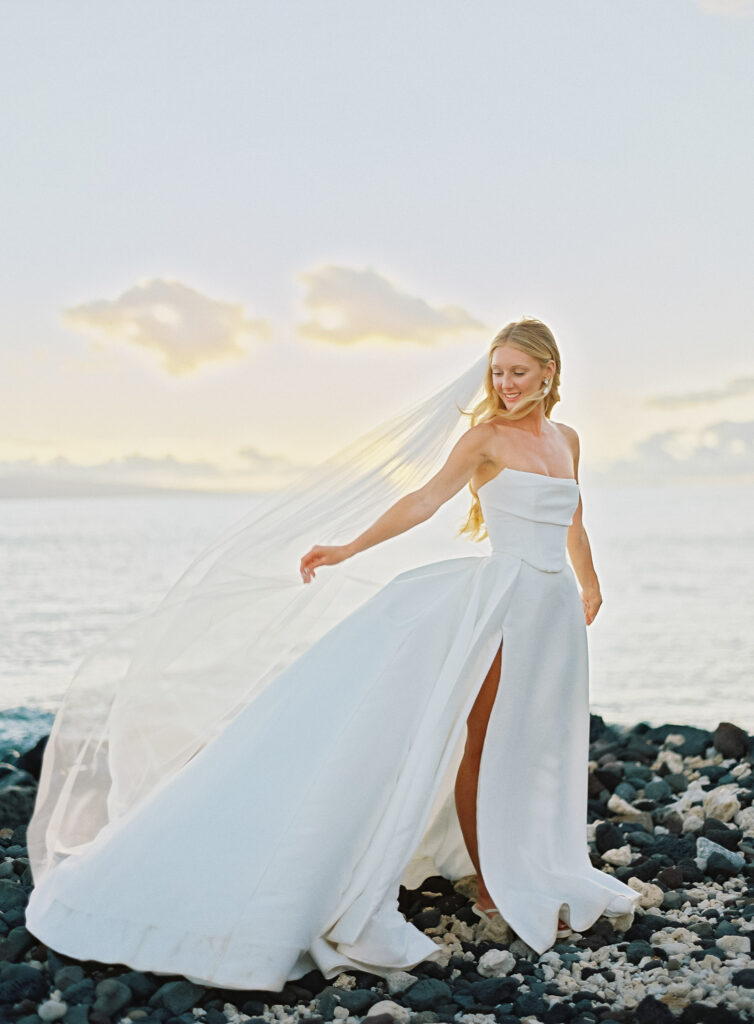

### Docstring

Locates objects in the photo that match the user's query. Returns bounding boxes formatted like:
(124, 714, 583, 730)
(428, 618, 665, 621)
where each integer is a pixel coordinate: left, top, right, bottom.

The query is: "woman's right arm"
(299, 424, 493, 583)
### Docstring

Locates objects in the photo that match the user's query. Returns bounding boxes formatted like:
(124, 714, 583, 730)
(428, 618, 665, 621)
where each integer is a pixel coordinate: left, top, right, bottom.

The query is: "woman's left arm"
(560, 425, 603, 626)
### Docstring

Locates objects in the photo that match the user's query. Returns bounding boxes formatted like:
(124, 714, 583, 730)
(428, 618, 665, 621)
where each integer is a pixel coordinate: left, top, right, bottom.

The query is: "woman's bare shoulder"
(463, 419, 499, 443)
(551, 420, 580, 454)
(457, 420, 500, 463)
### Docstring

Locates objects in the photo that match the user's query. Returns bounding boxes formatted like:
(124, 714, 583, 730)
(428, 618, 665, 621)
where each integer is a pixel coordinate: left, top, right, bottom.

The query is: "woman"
(300, 318, 617, 939)
(25, 318, 640, 991)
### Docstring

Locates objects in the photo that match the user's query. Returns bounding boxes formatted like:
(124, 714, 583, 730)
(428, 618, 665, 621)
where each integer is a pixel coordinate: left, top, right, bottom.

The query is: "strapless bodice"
(478, 468, 580, 572)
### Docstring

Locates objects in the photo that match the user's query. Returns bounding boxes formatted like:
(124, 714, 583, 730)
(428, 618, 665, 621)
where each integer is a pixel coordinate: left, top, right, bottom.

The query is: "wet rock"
(713, 722, 750, 760)
(0, 786, 37, 829)
(615, 782, 638, 802)
(649, 724, 712, 757)
(644, 779, 673, 801)
(665, 773, 689, 794)
(339, 988, 379, 1013)
(59, 1007, 89, 1024)
(58, 977, 95, 1005)
(634, 993, 676, 1023)
(93, 977, 133, 1015)
(53, 965, 84, 990)
(0, 876, 29, 912)
(595, 822, 624, 854)
(657, 865, 684, 887)
(401, 979, 452, 1011)
(468, 976, 518, 1005)
(148, 980, 204, 1015)
(115, 970, 158, 1001)
(316, 985, 342, 1019)
(0, 924, 35, 961)
(15, 735, 48, 780)
(0, 963, 48, 1004)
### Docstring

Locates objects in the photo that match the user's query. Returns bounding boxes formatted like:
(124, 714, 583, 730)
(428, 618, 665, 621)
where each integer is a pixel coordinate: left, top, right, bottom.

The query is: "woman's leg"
(454, 642, 571, 930)
(454, 644, 502, 907)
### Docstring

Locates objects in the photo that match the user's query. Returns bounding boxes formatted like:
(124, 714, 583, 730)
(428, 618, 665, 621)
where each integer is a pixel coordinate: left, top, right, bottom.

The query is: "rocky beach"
(1, 715, 754, 1024)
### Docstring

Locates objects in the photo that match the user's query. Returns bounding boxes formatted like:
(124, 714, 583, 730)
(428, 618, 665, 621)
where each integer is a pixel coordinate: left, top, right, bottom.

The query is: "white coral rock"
(734, 805, 754, 836)
(717, 934, 751, 955)
(702, 785, 741, 823)
(477, 948, 516, 977)
(654, 749, 685, 774)
(682, 811, 706, 833)
(37, 1002, 67, 1023)
(627, 878, 665, 908)
(366, 1001, 411, 1022)
(607, 793, 638, 815)
(385, 971, 417, 995)
(333, 973, 357, 990)
(601, 844, 634, 866)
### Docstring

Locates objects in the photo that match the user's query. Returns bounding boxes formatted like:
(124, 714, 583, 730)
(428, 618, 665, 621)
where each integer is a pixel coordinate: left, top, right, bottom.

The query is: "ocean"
(1, 480, 752, 754)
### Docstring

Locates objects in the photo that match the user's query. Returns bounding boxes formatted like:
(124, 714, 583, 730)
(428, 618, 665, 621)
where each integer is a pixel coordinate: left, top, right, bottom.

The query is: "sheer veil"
(27, 349, 490, 884)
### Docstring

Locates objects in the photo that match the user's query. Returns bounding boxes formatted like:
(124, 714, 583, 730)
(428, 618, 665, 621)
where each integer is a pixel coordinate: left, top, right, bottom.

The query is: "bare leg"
(454, 645, 501, 908)
(454, 643, 570, 929)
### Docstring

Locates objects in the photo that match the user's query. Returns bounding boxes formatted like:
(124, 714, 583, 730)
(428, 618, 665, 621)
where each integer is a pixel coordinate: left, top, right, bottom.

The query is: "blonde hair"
(458, 317, 562, 542)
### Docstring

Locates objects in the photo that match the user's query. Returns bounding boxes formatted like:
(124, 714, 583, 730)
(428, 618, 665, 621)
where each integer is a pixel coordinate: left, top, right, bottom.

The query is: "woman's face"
(490, 345, 547, 409)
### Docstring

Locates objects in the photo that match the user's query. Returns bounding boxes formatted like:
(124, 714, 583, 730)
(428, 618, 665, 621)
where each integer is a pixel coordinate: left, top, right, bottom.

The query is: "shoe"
(556, 905, 572, 939)
(471, 901, 503, 922)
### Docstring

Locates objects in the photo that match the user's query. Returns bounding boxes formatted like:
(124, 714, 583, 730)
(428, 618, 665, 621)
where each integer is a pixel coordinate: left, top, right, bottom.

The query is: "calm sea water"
(1, 481, 752, 752)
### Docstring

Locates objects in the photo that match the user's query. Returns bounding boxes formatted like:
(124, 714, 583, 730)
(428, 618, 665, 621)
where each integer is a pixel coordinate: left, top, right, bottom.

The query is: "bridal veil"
(27, 350, 490, 886)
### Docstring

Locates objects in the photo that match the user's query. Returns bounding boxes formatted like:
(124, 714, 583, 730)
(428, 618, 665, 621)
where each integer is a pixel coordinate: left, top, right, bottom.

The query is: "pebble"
(37, 998, 67, 1021)
(385, 971, 417, 995)
(3, 715, 754, 1024)
(366, 1001, 411, 1022)
(476, 949, 516, 977)
(601, 844, 633, 865)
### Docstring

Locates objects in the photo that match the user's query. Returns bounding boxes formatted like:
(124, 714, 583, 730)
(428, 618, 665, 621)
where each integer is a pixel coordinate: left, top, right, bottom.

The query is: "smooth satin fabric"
(26, 469, 640, 990)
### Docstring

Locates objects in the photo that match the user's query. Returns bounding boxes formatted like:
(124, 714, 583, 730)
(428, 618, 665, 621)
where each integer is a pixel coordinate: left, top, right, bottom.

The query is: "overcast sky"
(1, 0, 753, 496)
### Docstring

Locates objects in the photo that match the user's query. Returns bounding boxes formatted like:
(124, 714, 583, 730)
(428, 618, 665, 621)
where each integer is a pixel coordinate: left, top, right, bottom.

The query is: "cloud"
(595, 419, 754, 483)
(645, 375, 754, 408)
(62, 278, 273, 376)
(695, 0, 754, 15)
(0, 448, 307, 498)
(296, 264, 487, 346)
(237, 444, 309, 477)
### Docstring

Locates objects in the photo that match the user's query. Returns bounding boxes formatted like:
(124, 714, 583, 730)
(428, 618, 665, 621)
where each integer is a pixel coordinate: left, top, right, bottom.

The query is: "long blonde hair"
(458, 317, 563, 542)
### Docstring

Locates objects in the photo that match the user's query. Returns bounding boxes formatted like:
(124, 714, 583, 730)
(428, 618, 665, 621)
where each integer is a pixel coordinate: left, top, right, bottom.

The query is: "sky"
(1, 0, 753, 496)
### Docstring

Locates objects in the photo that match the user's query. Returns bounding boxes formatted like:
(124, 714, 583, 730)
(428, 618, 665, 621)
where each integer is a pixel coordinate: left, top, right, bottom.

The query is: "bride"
(25, 317, 640, 991)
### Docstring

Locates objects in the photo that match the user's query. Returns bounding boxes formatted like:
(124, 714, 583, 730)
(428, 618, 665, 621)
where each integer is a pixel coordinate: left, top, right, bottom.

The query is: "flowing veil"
(27, 349, 490, 885)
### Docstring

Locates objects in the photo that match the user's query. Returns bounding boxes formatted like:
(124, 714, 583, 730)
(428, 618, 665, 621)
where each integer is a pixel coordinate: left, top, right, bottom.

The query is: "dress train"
(25, 468, 640, 990)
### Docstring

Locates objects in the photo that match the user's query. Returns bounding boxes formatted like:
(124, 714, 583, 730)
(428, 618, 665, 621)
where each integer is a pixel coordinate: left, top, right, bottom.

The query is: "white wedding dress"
(25, 468, 640, 991)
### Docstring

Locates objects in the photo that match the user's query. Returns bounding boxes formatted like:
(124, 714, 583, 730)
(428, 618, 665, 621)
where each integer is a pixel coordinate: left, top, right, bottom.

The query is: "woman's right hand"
(299, 544, 351, 584)
(581, 588, 603, 625)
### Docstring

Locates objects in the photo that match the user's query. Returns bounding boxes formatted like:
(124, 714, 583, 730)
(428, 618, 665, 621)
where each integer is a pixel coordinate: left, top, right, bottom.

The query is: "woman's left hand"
(299, 544, 351, 583)
(581, 588, 602, 625)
